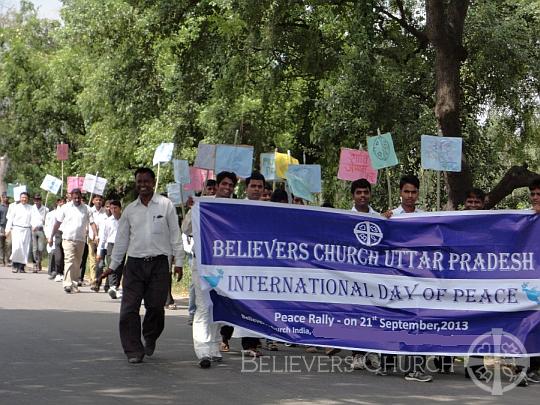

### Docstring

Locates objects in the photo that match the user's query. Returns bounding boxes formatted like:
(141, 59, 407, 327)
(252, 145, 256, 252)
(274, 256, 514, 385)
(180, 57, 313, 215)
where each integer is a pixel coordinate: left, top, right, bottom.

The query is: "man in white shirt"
(235, 171, 266, 356)
(88, 195, 108, 291)
(182, 171, 237, 368)
(382, 175, 432, 383)
(102, 168, 184, 364)
(5, 192, 40, 273)
(383, 175, 424, 218)
(48, 189, 97, 293)
(45, 197, 65, 280)
(351, 178, 378, 214)
(31, 194, 49, 273)
(96, 200, 122, 299)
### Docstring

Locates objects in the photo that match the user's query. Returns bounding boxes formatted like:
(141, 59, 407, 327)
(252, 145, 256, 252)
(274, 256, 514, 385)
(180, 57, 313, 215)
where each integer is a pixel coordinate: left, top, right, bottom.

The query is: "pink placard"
(67, 176, 86, 193)
(183, 167, 215, 192)
(56, 143, 69, 161)
(337, 148, 378, 183)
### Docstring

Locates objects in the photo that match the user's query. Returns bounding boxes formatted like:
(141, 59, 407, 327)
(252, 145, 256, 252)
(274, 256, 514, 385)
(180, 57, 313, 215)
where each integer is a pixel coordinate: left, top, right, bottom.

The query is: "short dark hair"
(109, 200, 122, 208)
(270, 188, 288, 203)
(529, 177, 540, 191)
(246, 171, 266, 187)
(321, 202, 334, 208)
(56, 198, 65, 203)
(216, 171, 238, 186)
(134, 167, 156, 180)
(399, 175, 420, 190)
(19, 191, 29, 198)
(264, 182, 272, 191)
(71, 188, 82, 196)
(465, 188, 486, 201)
(205, 179, 217, 188)
(351, 178, 371, 194)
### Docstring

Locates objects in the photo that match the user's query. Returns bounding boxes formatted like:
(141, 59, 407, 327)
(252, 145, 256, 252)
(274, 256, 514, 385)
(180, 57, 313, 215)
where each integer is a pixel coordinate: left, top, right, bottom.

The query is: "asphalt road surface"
(0, 266, 536, 405)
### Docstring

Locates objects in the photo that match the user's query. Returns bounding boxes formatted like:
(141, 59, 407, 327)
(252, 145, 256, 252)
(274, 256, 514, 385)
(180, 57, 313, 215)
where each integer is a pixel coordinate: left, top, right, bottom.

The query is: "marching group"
(1, 168, 539, 386)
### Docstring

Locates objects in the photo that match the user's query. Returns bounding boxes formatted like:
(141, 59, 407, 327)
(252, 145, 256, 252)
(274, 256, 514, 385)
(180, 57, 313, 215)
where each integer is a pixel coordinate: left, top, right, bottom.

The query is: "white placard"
(167, 183, 194, 205)
(13, 185, 27, 202)
(40, 174, 62, 195)
(83, 174, 107, 196)
(152, 143, 175, 166)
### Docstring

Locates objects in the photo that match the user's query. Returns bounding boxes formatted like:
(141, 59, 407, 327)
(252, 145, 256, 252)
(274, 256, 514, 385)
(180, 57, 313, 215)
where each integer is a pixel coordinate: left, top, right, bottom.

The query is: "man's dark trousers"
(120, 255, 169, 358)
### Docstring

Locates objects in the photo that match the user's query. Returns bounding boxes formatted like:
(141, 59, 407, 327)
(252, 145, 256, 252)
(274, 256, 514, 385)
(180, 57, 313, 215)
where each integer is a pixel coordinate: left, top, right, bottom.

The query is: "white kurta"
(6, 203, 39, 264)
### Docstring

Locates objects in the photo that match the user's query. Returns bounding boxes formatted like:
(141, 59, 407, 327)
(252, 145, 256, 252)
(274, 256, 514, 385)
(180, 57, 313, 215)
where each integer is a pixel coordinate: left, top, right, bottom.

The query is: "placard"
(40, 174, 62, 195)
(194, 143, 216, 170)
(83, 174, 107, 196)
(152, 143, 174, 166)
(215, 145, 254, 178)
(421, 135, 462, 172)
(67, 177, 86, 193)
(367, 133, 398, 170)
(173, 159, 191, 184)
(337, 148, 378, 183)
(287, 164, 321, 193)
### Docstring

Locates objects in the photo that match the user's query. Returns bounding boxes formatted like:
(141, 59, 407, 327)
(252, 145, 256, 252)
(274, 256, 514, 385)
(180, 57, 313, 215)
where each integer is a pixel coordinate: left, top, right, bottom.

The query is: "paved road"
(0, 266, 536, 404)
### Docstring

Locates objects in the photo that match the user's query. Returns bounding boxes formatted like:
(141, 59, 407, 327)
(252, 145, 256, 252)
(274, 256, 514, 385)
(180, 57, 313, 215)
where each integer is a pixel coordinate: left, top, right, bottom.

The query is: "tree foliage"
(0, 0, 538, 209)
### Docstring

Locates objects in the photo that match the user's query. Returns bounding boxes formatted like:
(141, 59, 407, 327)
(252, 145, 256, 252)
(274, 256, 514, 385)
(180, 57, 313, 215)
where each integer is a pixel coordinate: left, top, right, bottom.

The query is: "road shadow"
(0, 308, 536, 405)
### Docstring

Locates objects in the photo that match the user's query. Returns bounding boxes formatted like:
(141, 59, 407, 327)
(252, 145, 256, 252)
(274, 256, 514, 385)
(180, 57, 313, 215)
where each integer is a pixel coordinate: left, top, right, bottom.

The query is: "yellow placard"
(275, 152, 299, 179)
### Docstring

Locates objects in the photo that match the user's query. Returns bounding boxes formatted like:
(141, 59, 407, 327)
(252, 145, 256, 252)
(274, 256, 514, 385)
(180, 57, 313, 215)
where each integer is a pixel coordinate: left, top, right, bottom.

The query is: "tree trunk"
(484, 165, 539, 209)
(426, 0, 472, 210)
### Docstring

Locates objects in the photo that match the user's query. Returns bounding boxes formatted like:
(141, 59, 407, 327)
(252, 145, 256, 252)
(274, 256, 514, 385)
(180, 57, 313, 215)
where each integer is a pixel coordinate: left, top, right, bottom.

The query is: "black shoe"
(64, 286, 72, 294)
(48, 272, 57, 280)
(77, 280, 82, 287)
(128, 356, 143, 364)
(144, 341, 156, 357)
(19, 268, 26, 273)
(199, 357, 211, 369)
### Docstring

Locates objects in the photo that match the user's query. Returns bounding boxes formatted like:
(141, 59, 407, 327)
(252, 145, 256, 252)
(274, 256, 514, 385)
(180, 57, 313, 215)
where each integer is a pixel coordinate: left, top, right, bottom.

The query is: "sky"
(0, 0, 62, 20)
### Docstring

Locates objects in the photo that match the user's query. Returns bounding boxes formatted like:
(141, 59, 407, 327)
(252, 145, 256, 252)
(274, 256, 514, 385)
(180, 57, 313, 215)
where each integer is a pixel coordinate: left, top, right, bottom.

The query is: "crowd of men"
(1, 169, 539, 385)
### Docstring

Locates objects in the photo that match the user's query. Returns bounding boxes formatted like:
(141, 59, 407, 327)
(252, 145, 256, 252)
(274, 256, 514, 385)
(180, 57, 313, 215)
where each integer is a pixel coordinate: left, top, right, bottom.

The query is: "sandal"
(220, 342, 230, 352)
(244, 349, 262, 358)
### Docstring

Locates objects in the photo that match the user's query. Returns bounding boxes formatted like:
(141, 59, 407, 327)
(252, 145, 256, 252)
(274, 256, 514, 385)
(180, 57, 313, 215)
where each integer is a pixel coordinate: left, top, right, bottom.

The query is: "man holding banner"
(383, 175, 424, 218)
(183, 171, 237, 368)
(382, 175, 432, 382)
(351, 179, 378, 215)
